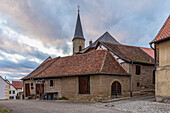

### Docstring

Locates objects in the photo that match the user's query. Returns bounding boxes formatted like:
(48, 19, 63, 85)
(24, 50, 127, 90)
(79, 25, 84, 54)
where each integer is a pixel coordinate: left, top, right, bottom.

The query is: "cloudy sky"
(0, 0, 169, 81)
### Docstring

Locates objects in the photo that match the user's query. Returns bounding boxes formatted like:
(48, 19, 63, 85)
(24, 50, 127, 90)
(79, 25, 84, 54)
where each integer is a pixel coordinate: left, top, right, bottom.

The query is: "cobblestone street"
(96, 96, 170, 113)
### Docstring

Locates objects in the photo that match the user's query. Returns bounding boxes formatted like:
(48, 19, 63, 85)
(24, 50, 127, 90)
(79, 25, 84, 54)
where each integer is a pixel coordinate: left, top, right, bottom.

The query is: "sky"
(0, 0, 169, 81)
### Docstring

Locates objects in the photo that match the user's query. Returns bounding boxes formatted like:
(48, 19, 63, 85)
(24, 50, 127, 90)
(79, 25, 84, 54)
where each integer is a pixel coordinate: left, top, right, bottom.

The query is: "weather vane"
(77, 5, 80, 13)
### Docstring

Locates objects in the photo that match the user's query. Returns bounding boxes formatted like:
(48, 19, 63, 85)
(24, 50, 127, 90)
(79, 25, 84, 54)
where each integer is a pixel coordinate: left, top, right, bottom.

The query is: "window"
(136, 65, 141, 75)
(31, 83, 34, 89)
(13, 91, 15, 94)
(137, 82, 140, 87)
(50, 80, 54, 87)
(10, 96, 14, 99)
(79, 76, 90, 94)
(79, 46, 82, 51)
(9, 91, 11, 94)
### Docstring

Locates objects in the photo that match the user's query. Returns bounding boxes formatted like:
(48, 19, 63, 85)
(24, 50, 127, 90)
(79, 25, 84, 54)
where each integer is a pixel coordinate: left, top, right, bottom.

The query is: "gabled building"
(12, 81, 23, 99)
(0, 76, 10, 100)
(150, 15, 170, 102)
(22, 9, 155, 101)
(4, 79, 17, 99)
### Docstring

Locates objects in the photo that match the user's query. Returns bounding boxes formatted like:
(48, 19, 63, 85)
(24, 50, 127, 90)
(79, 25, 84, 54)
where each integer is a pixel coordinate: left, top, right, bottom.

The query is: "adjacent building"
(150, 15, 170, 102)
(12, 81, 23, 99)
(0, 76, 10, 100)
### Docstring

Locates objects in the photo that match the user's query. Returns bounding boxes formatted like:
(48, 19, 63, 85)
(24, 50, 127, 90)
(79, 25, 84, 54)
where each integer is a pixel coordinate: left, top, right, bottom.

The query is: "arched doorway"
(111, 81, 121, 98)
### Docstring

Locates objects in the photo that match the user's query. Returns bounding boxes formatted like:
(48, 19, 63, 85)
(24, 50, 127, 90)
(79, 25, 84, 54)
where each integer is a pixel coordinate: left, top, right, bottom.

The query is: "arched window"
(79, 46, 82, 51)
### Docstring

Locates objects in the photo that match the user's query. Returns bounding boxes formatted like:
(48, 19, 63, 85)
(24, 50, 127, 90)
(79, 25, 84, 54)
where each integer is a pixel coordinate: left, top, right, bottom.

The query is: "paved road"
(0, 100, 130, 113)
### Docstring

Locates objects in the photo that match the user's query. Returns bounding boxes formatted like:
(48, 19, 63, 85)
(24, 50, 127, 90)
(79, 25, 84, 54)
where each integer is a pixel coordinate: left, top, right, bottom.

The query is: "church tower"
(72, 7, 85, 54)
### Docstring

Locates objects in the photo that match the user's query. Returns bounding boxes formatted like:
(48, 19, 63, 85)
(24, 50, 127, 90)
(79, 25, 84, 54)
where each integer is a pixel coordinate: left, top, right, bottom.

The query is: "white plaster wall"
(0, 77, 8, 99)
(9, 85, 17, 99)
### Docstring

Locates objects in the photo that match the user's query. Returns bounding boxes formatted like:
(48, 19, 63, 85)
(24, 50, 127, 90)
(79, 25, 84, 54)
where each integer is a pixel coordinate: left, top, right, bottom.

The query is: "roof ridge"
(34, 57, 61, 78)
(99, 50, 108, 72)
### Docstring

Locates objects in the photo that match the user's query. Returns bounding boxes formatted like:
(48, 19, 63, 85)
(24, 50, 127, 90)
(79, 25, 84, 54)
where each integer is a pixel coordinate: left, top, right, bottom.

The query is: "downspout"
(130, 61, 133, 97)
(150, 43, 156, 71)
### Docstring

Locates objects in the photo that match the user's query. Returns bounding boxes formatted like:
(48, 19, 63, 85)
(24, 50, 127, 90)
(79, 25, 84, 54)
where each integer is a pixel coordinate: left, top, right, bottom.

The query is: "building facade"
(150, 15, 170, 102)
(0, 76, 9, 100)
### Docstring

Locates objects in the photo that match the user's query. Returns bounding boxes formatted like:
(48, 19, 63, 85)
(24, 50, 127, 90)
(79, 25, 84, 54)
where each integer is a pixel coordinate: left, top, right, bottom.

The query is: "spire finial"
(77, 5, 80, 13)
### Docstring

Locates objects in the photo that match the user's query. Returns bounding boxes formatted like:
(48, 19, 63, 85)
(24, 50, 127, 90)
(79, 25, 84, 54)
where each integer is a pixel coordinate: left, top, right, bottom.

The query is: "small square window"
(9, 91, 11, 94)
(31, 83, 34, 89)
(136, 65, 141, 75)
(13, 91, 15, 94)
(50, 80, 54, 87)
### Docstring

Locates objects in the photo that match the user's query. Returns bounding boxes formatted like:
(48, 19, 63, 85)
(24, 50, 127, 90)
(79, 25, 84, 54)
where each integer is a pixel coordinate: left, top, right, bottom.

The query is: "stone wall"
(72, 38, 85, 53)
(61, 75, 130, 101)
(121, 62, 154, 96)
(131, 64, 155, 96)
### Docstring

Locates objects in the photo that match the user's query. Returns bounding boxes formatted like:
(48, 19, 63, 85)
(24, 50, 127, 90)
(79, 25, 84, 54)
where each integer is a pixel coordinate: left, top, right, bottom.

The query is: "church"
(22, 9, 155, 101)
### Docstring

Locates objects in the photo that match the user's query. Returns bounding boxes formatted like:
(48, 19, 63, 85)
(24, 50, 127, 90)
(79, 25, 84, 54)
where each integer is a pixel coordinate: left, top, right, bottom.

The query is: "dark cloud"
(0, 0, 169, 81)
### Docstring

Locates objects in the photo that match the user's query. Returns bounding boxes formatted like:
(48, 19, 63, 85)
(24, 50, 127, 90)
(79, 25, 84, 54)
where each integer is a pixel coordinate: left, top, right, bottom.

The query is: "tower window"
(79, 46, 82, 51)
(136, 65, 141, 75)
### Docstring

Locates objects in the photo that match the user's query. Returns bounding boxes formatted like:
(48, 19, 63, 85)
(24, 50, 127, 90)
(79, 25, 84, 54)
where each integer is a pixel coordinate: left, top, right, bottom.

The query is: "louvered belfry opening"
(79, 76, 90, 94)
(111, 81, 121, 98)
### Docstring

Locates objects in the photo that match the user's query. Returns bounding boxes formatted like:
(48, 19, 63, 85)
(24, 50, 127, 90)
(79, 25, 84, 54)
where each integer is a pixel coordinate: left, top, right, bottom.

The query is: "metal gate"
(111, 81, 121, 98)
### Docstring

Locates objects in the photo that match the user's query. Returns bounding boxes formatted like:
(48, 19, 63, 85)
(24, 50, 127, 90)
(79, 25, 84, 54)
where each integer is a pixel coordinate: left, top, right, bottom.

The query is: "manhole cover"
(105, 104, 114, 107)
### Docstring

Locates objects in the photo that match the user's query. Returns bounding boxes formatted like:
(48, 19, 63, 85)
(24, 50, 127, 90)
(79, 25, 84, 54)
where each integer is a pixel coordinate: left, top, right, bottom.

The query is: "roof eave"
(22, 73, 130, 80)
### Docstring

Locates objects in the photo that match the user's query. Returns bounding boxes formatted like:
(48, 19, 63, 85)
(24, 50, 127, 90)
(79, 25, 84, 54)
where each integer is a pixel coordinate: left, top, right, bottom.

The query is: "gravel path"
(96, 97, 170, 113)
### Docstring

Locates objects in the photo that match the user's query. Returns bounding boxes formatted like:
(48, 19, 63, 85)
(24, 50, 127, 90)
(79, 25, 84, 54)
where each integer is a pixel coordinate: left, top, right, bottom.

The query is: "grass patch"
(0, 107, 11, 113)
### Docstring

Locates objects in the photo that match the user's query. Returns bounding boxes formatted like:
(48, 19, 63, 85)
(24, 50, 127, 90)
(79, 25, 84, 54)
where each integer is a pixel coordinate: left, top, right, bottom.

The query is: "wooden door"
(111, 81, 121, 98)
(36, 84, 44, 95)
(25, 83, 30, 97)
(79, 76, 90, 94)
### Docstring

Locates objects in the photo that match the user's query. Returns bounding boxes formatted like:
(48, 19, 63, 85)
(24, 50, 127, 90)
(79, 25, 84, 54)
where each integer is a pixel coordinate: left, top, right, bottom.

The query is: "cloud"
(0, 0, 169, 81)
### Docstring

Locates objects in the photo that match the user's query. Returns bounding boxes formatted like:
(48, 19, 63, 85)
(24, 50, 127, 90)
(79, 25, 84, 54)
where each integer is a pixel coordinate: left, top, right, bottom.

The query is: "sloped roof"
(140, 47, 154, 58)
(0, 76, 10, 85)
(101, 42, 154, 64)
(150, 15, 170, 44)
(22, 57, 60, 80)
(78, 31, 120, 53)
(12, 81, 23, 89)
(23, 50, 129, 80)
(73, 12, 84, 39)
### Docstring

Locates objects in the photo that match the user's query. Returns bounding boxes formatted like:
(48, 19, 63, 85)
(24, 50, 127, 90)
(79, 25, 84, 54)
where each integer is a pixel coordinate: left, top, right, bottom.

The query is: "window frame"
(50, 80, 54, 87)
(136, 65, 141, 75)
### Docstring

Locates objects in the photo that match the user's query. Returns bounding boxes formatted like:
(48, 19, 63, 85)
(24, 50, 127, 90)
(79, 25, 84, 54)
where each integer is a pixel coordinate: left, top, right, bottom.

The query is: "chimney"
(89, 40, 92, 47)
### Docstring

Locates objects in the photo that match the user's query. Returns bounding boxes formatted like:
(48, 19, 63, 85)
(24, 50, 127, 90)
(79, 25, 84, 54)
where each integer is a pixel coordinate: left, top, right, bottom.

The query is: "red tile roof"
(150, 15, 170, 43)
(140, 47, 154, 58)
(101, 42, 154, 64)
(12, 81, 23, 89)
(22, 50, 129, 80)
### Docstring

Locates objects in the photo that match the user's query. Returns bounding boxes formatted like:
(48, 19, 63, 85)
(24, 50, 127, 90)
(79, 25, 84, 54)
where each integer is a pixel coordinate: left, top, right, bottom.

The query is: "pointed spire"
(73, 6, 84, 39)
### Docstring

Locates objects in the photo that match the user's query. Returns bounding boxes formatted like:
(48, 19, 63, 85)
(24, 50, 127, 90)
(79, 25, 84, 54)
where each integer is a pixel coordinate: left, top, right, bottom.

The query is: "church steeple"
(73, 6, 84, 39)
(72, 6, 85, 54)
